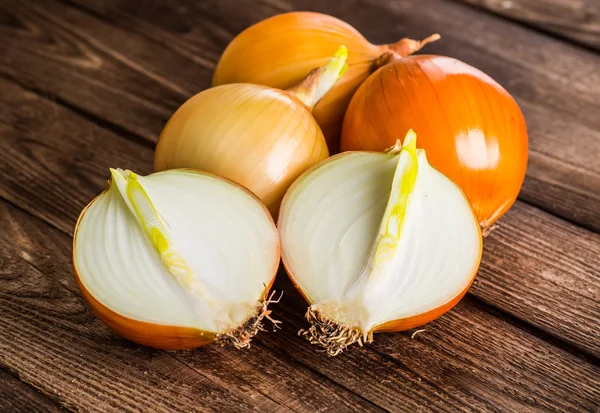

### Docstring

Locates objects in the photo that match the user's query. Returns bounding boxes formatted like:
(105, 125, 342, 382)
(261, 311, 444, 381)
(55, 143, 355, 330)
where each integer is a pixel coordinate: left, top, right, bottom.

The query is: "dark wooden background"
(1, 0, 599, 411)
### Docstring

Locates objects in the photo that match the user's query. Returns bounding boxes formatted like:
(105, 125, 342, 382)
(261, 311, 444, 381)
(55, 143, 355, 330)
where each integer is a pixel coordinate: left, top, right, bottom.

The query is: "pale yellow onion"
(213, 11, 439, 152)
(155, 47, 348, 216)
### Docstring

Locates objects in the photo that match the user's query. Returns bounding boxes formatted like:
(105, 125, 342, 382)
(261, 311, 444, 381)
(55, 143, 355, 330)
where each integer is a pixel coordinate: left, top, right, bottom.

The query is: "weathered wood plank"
(455, 0, 600, 51)
(273, 286, 600, 413)
(0, 368, 64, 413)
(0, 0, 190, 145)
(1, 70, 600, 410)
(1, 0, 598, 234)
(478, 202, 600, 357)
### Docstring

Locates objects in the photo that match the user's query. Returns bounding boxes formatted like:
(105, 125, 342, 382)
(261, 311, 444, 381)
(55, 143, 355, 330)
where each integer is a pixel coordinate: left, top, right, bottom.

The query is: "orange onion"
(341, 55, 528, 232)
(213, 11, 439, 153)
(156, 47, 348, 217)
(73, 169, 280, 350)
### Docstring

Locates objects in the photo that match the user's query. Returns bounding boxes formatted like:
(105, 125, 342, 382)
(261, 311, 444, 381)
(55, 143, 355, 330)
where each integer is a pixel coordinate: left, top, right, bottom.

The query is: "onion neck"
(373, 33, 440, 70)
(286, 45, 348, 110)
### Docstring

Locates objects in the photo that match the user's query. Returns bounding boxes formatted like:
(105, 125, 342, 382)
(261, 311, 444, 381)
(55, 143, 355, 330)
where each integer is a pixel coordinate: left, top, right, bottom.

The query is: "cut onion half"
(279, 130, 482, 356)
(73, 169, 280, 350)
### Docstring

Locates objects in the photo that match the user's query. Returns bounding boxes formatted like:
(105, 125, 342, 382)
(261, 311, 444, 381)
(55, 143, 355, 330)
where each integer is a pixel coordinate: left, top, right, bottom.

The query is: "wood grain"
(0, 0, 190, 145)
(478, 202, 600, 357)
(2, 0, 598, 234)
(1, 70, 600, 410)
(455, 0, 600, 51)
(0, 368, 64, 412)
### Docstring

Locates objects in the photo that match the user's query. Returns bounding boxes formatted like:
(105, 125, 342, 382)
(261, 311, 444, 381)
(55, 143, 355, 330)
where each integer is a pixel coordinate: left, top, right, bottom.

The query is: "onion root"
(216, 290, 283, 349)
(299, 307, 373, 356)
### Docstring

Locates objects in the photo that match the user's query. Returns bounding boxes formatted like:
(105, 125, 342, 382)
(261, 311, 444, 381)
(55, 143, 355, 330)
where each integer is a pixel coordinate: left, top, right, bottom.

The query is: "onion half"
(279, 131, 482, 356)
(73, 169, 280, 350)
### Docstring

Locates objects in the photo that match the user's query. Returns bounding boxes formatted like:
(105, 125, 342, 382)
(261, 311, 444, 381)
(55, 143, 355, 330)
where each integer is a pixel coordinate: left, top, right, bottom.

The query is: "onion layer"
(213, 11, 439, 152)
(156, 47, 349, 217)
(279, 131, 482, 356)
(73, 169, 280, 350)
(341, 55, 528, 231)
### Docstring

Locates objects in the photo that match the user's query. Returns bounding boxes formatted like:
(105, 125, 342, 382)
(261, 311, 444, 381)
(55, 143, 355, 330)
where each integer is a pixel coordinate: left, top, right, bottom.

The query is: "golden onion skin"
(341, 55, 528, 230)
(213, 12, 435, 153)
(154, 84, 329, 217)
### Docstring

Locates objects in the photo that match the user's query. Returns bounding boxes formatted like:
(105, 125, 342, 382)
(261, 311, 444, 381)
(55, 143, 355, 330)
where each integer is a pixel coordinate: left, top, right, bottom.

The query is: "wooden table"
(1, 0, 599, 411)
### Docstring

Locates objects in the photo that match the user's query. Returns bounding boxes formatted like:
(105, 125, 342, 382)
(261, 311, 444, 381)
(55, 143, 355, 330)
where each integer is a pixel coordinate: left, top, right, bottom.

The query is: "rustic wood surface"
(456, 0, 600, 51)
(1, 0, 599, 411)
(0, 368, 64, 412)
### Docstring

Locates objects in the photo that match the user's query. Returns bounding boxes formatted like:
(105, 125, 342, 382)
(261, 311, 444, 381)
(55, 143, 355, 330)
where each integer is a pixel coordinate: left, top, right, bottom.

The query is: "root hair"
(216, 290, 282, 349)
(299, 307, 372, 356)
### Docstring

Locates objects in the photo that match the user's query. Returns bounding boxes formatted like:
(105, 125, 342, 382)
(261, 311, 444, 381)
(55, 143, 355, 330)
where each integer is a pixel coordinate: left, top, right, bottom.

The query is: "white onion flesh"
(74, 169, 279, 333)
(279, 136, 481, 333)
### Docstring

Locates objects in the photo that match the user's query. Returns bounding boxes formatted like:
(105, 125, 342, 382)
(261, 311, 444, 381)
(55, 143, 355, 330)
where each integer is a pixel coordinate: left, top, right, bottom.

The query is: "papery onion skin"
(341, 55, 528, 230)
(154, 84, 328, 217)
(73, 169, 280, 350)
(213, 11, 438, 152)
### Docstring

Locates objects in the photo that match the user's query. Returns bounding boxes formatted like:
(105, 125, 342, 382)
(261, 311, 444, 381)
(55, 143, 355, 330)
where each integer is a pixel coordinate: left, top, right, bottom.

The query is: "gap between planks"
(0, 365, 67, 412)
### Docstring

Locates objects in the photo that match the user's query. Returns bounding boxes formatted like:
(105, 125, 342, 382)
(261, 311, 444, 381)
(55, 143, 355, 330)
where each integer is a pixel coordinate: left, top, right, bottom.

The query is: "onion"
(341, 55, 528, 232)
(155, 46, 349, 217)
(279, 131, 482, 356)
(73, 168, 280, 350)
(213, 11, 439, 152)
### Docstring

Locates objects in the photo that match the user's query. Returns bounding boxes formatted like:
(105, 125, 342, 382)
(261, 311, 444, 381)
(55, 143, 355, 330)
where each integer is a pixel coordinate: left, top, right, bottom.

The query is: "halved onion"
(279, 131, 482, 356)
(73, 169, 280, 350)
